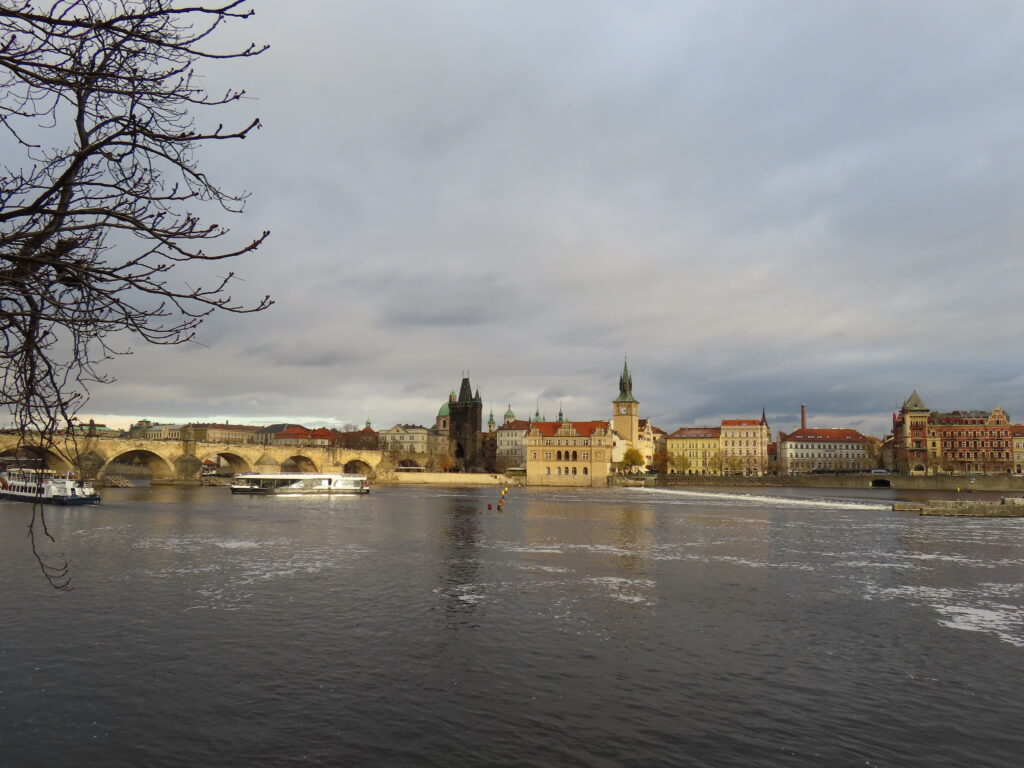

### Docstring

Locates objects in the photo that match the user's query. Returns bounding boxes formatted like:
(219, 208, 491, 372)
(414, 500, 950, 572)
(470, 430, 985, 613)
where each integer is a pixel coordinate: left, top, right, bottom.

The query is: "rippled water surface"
(3, 486, 1022, 767)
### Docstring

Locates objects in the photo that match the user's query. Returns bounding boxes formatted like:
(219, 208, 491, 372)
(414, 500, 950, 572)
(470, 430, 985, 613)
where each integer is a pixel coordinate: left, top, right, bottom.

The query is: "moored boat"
(0, 468, 101, 505)
(230, 473, 370, 495)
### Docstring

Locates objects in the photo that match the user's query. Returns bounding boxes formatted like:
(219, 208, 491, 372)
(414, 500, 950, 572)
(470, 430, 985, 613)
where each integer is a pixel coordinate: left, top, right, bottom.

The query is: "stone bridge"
(0, 434, 390, 483)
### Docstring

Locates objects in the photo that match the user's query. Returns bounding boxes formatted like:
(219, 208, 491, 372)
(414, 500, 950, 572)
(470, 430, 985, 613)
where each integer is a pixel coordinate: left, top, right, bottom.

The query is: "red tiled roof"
(273, 426, 312, 439)
(780, 428, 867, 443)
(668, 427, 721, 439)
(309, 428, 335, 439)
(530, 420, 608, 437)
(497, 420, 531, 431)
(721, 419, 762, 427)
(1011, 425, 1024, 437)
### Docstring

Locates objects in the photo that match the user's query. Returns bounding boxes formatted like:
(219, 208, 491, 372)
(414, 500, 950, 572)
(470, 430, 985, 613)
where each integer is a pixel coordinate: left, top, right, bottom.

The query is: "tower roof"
(438, 400, 450, 418)
(902, 390, 928, 412)
(504, 404, 515, 420)
(613, 358, 638, 404)
(458, 376, 473, 403)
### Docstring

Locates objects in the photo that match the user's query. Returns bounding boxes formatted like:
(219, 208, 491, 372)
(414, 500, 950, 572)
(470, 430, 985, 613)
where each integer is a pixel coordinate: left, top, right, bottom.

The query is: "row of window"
(545, 466, 589, 476)
(533, 450, 592, 461)
(539, 438, 593, 447)
(790, 444, 863, 451)
(791, 452, 866, 459)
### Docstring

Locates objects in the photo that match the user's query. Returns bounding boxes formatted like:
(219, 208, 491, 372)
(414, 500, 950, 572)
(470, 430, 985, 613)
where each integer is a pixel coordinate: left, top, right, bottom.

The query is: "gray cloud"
(71, 1, 1024, 438)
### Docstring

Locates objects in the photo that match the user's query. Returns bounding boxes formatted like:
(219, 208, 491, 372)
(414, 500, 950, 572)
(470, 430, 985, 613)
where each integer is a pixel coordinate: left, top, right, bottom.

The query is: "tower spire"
(614, 357, 638, 404)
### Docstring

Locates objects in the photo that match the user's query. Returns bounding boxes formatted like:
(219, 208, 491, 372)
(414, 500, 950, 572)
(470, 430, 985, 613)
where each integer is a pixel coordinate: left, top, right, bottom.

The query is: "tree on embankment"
(619, 447, 645, 474)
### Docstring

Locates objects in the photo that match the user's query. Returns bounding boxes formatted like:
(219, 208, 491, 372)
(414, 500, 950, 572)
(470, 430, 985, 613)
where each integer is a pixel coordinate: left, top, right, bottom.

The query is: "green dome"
(504, 404, 515, 420)
(438, 401, 450, 418)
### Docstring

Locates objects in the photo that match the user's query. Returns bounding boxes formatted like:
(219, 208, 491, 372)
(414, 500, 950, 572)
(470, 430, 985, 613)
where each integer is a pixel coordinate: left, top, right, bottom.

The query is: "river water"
(2, 485, 1022, 767)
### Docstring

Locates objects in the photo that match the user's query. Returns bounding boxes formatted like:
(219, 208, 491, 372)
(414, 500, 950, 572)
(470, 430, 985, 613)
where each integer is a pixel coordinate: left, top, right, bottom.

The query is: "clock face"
(620, 406, 626, 414)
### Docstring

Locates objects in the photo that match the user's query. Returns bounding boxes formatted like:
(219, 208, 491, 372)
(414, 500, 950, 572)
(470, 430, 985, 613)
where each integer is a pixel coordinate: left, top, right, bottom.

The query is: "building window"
(583, 467, 589, 476)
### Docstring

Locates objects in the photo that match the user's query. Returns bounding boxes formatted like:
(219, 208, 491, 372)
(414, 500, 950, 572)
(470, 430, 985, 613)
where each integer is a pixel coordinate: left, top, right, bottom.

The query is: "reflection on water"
(2, 485, 1022, 768)
(439, 495, 483, 621)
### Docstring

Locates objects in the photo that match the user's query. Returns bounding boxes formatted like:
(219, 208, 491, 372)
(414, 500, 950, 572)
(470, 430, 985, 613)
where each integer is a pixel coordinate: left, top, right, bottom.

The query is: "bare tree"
(0, 0, 270, 588)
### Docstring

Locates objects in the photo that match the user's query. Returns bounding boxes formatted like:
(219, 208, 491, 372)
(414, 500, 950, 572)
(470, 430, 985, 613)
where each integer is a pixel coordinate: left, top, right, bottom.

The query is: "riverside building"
(524, 417, 613, 486)
(720, 413, 771, 475)
(666, 427, 721, 475)
(893, 391, 1017, 475)
(777, 405, 873, 474)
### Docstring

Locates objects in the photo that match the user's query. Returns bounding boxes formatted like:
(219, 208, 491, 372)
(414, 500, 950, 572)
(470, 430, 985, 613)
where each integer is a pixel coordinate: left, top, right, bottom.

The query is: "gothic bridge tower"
(449, 375, 483, 469)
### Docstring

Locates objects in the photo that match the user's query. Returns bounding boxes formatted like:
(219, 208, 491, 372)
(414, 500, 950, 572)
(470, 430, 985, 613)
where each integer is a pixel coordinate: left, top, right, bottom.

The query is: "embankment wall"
(378, 472, 518, 486)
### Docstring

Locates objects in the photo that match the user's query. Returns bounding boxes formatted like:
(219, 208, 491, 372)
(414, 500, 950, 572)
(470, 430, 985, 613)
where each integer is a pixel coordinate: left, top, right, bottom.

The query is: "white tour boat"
(0, 468, 101, 505)
(229, 473, 370, 495)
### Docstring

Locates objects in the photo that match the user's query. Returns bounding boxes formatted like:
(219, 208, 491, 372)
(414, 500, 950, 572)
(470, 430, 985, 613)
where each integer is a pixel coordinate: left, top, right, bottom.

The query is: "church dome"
(504, 405, 515, 420)
(438, 401, 450, 418)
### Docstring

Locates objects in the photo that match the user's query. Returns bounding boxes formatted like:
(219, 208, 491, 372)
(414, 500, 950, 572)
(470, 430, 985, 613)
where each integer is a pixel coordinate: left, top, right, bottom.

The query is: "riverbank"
(655, 473, 1024, 493)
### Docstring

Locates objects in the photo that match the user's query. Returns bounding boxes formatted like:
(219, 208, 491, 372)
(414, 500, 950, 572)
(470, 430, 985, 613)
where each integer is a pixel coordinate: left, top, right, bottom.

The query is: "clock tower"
(612, 359, 639, 444)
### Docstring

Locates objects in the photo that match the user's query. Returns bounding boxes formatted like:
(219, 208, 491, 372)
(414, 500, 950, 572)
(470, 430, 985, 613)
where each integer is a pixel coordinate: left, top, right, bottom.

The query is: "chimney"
(800, 404, 807, 430)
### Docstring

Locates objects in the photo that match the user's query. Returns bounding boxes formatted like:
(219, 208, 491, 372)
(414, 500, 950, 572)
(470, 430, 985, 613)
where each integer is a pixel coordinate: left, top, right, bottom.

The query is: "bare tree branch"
(1, 0, 271, 442)
(1, 0, 271, 589)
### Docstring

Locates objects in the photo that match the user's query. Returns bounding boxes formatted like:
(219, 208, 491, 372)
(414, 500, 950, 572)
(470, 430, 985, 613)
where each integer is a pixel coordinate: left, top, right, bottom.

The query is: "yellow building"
(720, 415, 771, 475)
(525, 418, 613, 486)
(667, 427, 722, 475)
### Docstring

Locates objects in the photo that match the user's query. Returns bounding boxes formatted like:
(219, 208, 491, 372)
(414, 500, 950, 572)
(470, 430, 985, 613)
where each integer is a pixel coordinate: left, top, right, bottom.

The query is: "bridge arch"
(397, 457, 423, 469)
(102, 449, 175, 481)
(344, 459, 373, 476)
(0, 446, 73, 473)
(199, 451, 253, 475)
(280, 454, 319, 473)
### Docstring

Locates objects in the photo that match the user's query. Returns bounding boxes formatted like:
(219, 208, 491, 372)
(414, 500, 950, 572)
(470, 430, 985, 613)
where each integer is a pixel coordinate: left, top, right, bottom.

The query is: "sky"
(64, 0, 1024, 437)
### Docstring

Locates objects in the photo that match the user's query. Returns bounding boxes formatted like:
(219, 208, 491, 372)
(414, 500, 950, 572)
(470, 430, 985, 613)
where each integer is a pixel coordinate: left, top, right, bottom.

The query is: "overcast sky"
(73, 1, 1024, 438)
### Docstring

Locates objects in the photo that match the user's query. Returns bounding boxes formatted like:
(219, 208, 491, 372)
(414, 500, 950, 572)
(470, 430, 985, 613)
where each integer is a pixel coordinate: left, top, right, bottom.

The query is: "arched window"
(583, 467, 589, 475)
(564, 466, 569, 475)
(556, 450, 562, 461)
(572, 467, 577, 475)
(546, 467, 551, 475)
(572, 451, 578, 461)
(556, 467, 561, 475)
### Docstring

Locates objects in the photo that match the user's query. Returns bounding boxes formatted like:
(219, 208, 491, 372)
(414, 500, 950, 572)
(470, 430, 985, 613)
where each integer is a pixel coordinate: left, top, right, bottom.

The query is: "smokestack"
(800, 404, 807, 430)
